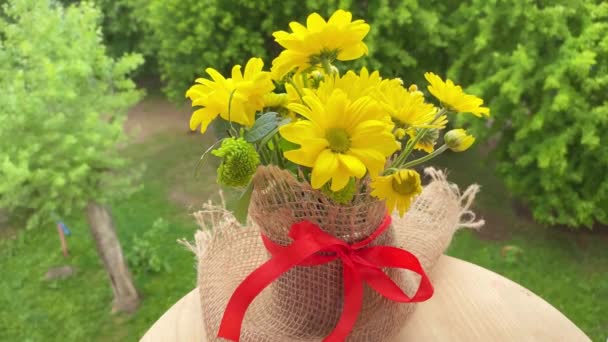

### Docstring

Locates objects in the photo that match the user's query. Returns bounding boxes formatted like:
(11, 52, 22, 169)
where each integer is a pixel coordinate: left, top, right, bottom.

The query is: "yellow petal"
(286, 102, 312, 119)
(244, 57, 264, 79)
(190, 107, 218, 133)
(328, 9, 352, 26)
(288, 22, 308, 35)
(337, 154, 366, 178)
(330, 170, 350, 192)
(311, 149, 338, 189)
(306, 12, 326, 31)
(337, 43, 367, 60)
(231, 64, 243, 82)
(205, 68, 226, 83)
(283, 141, 328, 167)
(347, 148, 386, 176)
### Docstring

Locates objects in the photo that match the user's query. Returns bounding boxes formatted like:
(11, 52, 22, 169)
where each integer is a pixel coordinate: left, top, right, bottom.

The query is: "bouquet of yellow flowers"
(188, 9, 488, 342)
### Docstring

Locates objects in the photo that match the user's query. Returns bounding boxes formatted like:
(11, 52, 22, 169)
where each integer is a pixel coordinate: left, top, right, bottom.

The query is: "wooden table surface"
(141, 255, 590, 341)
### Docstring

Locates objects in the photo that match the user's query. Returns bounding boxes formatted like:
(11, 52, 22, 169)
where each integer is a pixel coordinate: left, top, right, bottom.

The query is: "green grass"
(0, 132, 221, 341)
(0, 125, 606, 341)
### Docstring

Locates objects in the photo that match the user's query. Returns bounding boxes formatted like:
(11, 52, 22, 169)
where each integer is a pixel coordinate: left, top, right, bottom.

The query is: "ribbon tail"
(218, 236, 338, 341)
(358, 266, 412, 301)
(358, 246, 434, 302)
(323, 263, 364, 342)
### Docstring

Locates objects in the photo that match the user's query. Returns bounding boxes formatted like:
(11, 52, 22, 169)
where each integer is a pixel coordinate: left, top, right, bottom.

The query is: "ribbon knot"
(218, 215, 434, 342)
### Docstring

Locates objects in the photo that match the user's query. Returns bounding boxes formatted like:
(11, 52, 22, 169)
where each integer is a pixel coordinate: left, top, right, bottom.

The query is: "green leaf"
(278, 118, 291, 127)
(278, 136, 299, 152)
(244, 112, 278, 143)
(233, 181, 254, 224)
(258, 118, 291, 148)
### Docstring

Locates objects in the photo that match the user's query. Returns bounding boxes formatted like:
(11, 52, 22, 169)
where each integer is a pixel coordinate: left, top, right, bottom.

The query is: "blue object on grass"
(57, 221, 71, 236)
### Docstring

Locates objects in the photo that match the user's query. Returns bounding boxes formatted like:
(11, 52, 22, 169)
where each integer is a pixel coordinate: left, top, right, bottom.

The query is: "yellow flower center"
(391, 175, 418, 196)
(325, 127, 351, 153)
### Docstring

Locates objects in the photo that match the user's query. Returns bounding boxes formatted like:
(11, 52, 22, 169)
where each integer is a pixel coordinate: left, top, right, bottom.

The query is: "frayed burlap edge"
(188, 168, 483, 259)
(188, 167, 483, 342)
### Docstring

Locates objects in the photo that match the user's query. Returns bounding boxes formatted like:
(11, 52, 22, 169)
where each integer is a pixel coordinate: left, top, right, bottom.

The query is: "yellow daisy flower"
(186, 57, 274, 133)
(407, 128, 440, 153)
(263, 93, 289, 108)
(284, 72, 309, 105)
(378, 80, 443, 129)
(271, 10, 370, 79)
(316, 67, 383, 102)
(424, 72, 490, 117)
(371, 169, 422, 216)
(279, 89, 399, 191)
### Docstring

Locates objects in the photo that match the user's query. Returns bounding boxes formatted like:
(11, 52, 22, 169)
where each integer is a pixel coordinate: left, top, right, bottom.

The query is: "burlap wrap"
(191, 166, 483, 341)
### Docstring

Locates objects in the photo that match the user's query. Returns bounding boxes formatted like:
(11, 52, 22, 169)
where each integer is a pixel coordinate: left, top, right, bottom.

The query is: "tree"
(0, 0, 143, 311)
(447, 0, 608, 228)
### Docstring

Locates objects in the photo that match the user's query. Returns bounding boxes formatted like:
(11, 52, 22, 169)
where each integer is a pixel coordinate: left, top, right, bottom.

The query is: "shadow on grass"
(433, 146, 607, 340)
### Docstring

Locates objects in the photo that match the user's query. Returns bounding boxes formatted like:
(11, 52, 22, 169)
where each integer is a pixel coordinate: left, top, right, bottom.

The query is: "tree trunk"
(87, 201, 139, 313)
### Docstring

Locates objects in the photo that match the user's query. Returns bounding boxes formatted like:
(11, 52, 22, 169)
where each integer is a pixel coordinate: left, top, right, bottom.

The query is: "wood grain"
(141, 255, 590, 342)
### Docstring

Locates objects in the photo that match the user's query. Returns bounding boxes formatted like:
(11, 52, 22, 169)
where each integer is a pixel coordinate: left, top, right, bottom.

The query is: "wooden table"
(141, 255, 590, 341)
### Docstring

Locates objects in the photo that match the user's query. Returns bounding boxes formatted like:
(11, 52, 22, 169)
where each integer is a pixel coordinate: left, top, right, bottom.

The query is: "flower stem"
(387, 107, 448, 171)
(287, 77, 306, 105)
(273, 134, 284, 168)
(301, 72, 309, 88)
(401, 144, 449, 169)
(227, 89, 238, 136)
(321, 58, 333, 75)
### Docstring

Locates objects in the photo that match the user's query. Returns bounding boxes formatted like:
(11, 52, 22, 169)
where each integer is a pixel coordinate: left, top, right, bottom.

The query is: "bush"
(146, 0, 449, 102)
(126, 218, 171, 274)
(447, 0, 608, 227)
(60, 0, 156, 72)
(90, 0, 153, 58)
(0, 0, 143, 229)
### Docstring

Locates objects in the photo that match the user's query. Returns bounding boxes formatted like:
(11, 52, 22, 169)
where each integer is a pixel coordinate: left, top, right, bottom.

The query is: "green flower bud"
(212, 137, 260, 187)
(444, 129, 475, 152)
(395, 128, 407, 140)
(329, 65, 340, 76)
(310, 70, 325, 84)
(322, 177, 357, 204)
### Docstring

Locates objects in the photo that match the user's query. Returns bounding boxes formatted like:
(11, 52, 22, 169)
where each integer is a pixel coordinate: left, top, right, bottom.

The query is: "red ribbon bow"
(218, 215, 434, 342)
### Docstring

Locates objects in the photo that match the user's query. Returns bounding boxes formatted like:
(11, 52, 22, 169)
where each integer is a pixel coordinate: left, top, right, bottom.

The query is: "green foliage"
(322, 177, 356, 204)
(145, 0, 449, 102)
(0, 0, 143, 229)
(126, 217, 171, 274)
(60, 0, 154, 60)
(147, 0, 266, 101)
(447, 0, 608, 228)
(91, 0, 153, 58)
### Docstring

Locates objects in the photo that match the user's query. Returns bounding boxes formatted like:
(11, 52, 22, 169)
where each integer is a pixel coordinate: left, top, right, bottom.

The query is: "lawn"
(0, 97, 606, 341)
(0, 129, 222, 341)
